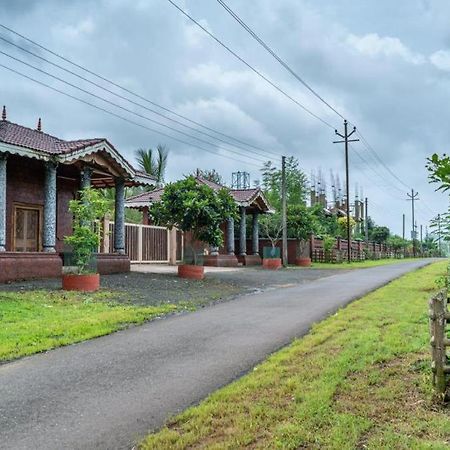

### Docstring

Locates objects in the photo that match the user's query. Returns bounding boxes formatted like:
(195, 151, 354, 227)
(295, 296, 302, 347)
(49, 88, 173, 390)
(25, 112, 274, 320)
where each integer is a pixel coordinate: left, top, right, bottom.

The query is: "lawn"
(0, 290, 189, 362)
(140, 261, 450, 449)
(307, 257, 420, 269)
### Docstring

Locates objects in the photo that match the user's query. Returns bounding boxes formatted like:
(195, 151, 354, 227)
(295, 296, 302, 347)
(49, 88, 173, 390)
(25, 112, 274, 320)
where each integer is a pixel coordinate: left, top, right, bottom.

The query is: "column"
(252, 212, 259, 255)
(114, 177, 125, 254)
(226, 217, 235, 255)
(80, 166, 92, 189)
(43, 161, 57, 252)
(0, 154, 7, 251)
(239, 206, 246, 256)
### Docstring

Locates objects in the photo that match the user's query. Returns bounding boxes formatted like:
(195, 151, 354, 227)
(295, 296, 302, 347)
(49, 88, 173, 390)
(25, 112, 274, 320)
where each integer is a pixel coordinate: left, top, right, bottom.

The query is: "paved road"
(0, 260, 432, 450)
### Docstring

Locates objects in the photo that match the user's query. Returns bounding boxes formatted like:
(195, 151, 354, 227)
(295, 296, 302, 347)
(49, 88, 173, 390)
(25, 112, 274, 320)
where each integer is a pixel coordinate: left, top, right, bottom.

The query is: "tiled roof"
(126, 187, 164, 204)
(0, 120, 104, 154)
(230, 188, 259, 203)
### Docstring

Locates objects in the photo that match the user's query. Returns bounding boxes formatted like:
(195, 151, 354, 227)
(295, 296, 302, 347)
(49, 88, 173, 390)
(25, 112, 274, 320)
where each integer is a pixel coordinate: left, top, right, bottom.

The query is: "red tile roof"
(0, 120, 104, 154)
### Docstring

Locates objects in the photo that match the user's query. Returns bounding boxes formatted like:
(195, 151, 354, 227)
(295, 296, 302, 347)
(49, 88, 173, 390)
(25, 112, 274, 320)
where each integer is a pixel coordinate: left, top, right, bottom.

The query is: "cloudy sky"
(1, 0, 449, 235)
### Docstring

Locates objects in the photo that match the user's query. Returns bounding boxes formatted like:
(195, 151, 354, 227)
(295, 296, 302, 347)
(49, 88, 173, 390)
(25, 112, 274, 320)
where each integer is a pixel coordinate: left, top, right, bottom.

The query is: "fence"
(100, 219, 183, 264)
(429, 290, 450, 396)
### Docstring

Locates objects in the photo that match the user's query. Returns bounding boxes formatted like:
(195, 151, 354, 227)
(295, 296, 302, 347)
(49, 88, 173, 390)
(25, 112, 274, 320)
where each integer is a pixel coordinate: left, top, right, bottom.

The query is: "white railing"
(99, 219, 183, 264)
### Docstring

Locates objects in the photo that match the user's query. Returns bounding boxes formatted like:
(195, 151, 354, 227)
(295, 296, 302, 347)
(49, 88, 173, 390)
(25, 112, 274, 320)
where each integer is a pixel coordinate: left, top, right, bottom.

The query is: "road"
(0, 260, 431, 449)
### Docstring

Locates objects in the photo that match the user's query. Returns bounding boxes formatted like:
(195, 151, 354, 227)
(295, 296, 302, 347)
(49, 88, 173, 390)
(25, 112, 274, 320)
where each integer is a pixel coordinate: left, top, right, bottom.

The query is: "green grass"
(306, 257, 420, 269)
(0, 290, 189, 361)
(140, 261, 450, 450)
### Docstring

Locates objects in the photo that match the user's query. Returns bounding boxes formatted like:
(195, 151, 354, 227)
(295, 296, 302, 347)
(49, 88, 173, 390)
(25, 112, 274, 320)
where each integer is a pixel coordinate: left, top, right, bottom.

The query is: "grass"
(140, 261, 450, 449)
(0, 290, 190, 362)
(307, 257, 420, 270)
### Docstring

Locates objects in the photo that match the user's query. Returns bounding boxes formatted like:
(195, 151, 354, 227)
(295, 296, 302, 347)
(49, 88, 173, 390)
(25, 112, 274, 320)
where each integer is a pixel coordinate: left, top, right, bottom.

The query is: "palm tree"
(136, 144, 168, 186)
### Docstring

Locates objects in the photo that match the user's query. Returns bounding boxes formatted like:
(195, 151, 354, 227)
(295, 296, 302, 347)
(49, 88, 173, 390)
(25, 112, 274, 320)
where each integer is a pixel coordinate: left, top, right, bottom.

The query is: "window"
(13, 204, 42, 252)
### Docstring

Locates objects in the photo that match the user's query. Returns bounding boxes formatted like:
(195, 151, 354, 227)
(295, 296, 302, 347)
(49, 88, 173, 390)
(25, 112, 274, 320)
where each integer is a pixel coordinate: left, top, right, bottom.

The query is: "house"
(125, 176, 272, 266)
(0, 107, 155, 282)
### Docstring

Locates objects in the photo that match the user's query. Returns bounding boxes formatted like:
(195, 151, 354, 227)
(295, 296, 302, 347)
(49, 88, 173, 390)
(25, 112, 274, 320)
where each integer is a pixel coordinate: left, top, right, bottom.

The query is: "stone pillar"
(114, 177, 125, 254)
(226, 217, 235, 255)
(43, 161, 58, 252)
(239, 206, 246, 256)
(252, 212, 259, 255)
(80, 166, 92, 190)
(0, 154, 7, 251)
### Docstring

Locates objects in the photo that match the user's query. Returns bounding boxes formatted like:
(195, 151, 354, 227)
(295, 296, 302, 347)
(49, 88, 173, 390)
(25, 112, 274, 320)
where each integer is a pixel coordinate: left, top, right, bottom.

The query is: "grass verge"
(140, 261, 450, 449)
(0, 290, 190, 362)
(308, 257, 420, 269)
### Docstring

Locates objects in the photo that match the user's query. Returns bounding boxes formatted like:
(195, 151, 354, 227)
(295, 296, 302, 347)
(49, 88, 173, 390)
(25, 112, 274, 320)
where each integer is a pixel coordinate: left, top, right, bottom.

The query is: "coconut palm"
(136, 144, 168, 186)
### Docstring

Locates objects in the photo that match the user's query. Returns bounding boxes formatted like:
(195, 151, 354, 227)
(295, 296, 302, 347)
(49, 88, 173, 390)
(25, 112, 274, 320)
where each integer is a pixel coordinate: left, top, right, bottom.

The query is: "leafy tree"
(369, 225, 390, 244)
(260, 157, 308, 209)
(136, 144, 168, 185)
(426, 153, 450, 192)
(194, 168, 223, 185)
(287, 204, 320, 256)
(386, 235, 408, 256)
(337, 216, 356, 239)
(150, 176, 237, 264)
(310, 203, 339, 237)
(64, 189, 109, 274)
(259, 213, 283, 251)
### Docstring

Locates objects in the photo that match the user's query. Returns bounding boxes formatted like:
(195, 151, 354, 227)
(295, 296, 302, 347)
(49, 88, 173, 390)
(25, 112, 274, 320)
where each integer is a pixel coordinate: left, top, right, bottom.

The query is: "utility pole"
(437, 213, 442, 256)
(402, 214, 405, 240)
(420, 223, 423, 255)
(281, 155, 288, 267)
(364, 197, 369, 244)
(333, 120, 359, 263)
(406, 189, 419, 257)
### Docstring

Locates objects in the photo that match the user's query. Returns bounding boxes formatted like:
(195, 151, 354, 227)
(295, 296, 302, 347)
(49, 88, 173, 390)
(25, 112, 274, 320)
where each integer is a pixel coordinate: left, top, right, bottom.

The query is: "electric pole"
(333, 119, 359, 263)
(437, 213, 442, 256)
(420, 223, 423, 255)
(281, 155, 288, 267)
(402, 214, 405, 240)
(365, 197, 369, 244)
(406, 189, 419, 257)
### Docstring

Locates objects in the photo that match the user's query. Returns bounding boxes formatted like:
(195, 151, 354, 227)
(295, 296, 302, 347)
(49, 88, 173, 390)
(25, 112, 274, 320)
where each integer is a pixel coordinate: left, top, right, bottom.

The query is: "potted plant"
(151, 176, 237, 280)
(62, 188, 109, 292)
(287, 204, 319, 267)
(259, 213, 283, 269)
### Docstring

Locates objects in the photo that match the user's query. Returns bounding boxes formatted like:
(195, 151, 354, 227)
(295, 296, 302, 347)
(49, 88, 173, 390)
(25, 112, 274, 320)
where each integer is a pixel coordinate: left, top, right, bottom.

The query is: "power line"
(0, 49, 270, 165)
(216, 0, 345, 120)
(0, 62, 265, 168)
(165, 0, 336, 129)
(0, 22, 276, 157)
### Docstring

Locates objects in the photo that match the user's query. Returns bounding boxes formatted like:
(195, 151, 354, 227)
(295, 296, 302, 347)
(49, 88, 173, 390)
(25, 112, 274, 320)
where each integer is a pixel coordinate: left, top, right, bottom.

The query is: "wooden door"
(14, 206, 41, 252)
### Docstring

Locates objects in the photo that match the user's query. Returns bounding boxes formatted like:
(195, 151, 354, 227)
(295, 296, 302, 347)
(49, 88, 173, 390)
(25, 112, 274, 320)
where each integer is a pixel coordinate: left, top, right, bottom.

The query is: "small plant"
(259, 213, 283, 255)
(64, 188, 109, 274)
(322, 235, 336, 262)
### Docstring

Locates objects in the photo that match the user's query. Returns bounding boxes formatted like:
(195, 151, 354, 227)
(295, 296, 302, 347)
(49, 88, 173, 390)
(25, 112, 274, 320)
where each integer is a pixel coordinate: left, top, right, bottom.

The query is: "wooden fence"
(429, 290, 450, 396)
(100, 220, 183, 264)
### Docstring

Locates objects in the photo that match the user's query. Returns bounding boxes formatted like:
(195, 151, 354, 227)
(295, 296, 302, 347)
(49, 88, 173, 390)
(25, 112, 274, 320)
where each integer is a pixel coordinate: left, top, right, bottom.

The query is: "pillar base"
(237, 254, 262, 266)
(203, 254, 239, 267)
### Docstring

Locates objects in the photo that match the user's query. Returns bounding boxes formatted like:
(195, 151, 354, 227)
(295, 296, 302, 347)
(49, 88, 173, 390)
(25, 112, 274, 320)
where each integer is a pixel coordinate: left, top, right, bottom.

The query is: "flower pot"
(62, 273, 100, 292)
(295, 257, 311, 267)
(178, 264, 205, 280)
(263, 258, 282, 270)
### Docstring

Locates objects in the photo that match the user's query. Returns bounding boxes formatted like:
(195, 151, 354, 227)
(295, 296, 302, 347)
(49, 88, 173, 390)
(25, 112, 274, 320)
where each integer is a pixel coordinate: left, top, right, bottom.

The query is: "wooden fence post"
(429, 290, 450, 395)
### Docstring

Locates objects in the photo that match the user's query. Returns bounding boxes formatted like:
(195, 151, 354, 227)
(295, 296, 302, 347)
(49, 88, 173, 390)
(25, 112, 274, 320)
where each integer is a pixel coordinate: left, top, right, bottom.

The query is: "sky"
(1, 0, 450, 235)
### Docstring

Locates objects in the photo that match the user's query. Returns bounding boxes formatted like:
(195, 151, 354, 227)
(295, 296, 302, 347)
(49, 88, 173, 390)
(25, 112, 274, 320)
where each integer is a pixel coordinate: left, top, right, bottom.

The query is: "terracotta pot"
(178, 264, 205, 280)
(295, 257, 312, 267)
(263, 258, 282, 270)
(62, 273, 100, 292)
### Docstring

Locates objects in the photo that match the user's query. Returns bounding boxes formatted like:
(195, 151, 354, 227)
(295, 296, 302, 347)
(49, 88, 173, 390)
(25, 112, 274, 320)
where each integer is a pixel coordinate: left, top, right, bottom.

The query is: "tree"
(259, 213, 283, 253)
(386, 235, 408, 257)
(64, 188, 109, 274)
(337, 216, 356, 239)
(260, 157, 308, 209)
(194, 168, 223, 185)
(287, 204, 320, 256)
(370, 225, 390, 244)
(136, 144, 168, 185)
(150, 176, 237, 264)
(426, 153, 450, 192)
(310, 203, 339, 237)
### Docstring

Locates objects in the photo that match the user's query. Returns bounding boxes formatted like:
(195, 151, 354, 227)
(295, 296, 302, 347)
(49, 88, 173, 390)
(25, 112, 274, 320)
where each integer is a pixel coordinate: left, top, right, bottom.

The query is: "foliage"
(426, 153, 450, 192)
(259, 213, 283, 249)
(64, 188, 109, 274)
(136, 144, 168, 185)
(370, 225, 390, 244)
(98, 186, 143, 223)
(287, 204, 320, 256)
(140, 262, 450, 449)
(260, 157, 308, 209)
(310, 203, 339, 237)
(151, 176, 237, 263)
(337, 216, 356, 238)
(194, 168, 223, 185)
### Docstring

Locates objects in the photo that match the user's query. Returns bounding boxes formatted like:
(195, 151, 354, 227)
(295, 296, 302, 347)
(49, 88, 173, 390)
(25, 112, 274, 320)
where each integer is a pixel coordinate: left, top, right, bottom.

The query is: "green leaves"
(151, 176, 237, 249)
(426, 153, 450, 192)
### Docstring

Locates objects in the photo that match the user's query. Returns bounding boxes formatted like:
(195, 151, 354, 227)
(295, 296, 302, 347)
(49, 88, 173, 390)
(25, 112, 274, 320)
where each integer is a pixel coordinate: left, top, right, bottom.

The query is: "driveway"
(0, 260, 431, 450)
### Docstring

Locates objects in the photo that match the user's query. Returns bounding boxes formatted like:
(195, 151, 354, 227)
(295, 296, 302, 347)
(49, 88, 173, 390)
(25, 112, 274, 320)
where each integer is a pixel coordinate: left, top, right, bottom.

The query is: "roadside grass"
(306, 257, 420, 269)
(140, 261, 450, 449)
(0, 290, 190, 362)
